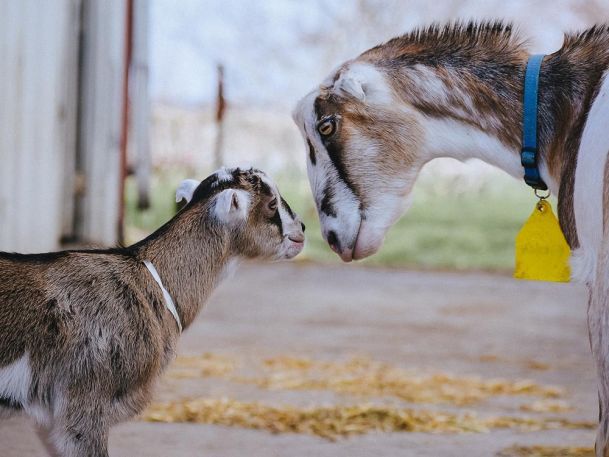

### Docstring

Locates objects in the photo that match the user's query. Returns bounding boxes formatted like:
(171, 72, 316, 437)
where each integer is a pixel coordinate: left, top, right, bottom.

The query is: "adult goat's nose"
(327, 230, 339, 252)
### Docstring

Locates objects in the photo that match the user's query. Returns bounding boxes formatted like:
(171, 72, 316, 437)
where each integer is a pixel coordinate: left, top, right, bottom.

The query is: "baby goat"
(0, 167, 305, 457)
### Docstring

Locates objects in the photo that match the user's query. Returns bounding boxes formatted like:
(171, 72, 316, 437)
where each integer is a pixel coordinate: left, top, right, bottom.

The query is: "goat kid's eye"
(268, 198, 278, 212)
(317, 118, 336, 137)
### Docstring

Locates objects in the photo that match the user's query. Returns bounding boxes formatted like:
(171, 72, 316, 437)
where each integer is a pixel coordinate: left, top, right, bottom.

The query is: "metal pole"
(213, 63, 226, 170)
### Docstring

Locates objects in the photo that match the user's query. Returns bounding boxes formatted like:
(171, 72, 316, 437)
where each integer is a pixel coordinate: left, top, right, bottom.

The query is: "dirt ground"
(0, 262, 598, 456)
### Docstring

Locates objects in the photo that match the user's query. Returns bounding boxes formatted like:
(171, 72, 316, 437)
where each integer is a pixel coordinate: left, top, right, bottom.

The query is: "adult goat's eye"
(317, 118, 336, 137)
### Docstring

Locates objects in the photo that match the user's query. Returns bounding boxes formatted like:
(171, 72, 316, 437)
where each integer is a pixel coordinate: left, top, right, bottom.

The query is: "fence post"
(213, 63, 226, 170)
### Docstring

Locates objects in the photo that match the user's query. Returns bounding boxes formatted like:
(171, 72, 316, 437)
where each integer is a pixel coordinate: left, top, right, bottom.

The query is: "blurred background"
(1, 0, 607, 271)
(1, 2, 609, 456)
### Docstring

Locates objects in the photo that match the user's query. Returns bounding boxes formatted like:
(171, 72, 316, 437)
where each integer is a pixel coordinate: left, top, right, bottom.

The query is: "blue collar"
(521, 54, 548, 191)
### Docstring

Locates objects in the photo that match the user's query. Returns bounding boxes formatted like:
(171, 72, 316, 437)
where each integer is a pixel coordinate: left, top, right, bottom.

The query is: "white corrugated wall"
(76, 0, 126, 247)
(0, 0, 129, 253)
(0, 0, 80, 253)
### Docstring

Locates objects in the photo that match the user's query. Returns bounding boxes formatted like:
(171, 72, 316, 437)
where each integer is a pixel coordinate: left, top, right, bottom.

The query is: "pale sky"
(150, 0, 608, 108)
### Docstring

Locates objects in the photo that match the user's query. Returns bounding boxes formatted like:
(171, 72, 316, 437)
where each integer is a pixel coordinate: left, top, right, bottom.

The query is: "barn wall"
(0, 0, 128, 253)
(76, 0, 127, 247)
(0, 0, 81, 253)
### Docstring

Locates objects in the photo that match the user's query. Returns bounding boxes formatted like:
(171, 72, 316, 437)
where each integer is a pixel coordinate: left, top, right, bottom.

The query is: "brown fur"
(360, 22, 528, 150)
(0, 168, 304, 456)
(605, 152, 609, 235)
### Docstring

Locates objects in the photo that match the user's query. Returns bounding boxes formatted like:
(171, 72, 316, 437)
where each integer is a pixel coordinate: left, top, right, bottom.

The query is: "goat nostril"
(301, 222, 306, 232)
(327, 230, 338, 249)
(288, 233, 305, 243)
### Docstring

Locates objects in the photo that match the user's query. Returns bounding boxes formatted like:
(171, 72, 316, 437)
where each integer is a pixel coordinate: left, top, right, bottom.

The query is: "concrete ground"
(0, 262, 597, 456)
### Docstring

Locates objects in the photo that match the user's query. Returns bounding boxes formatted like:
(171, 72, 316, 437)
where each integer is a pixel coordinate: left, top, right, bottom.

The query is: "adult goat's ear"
(176, 179, 200, 203)
(213, 189, 250, 223)
(333, 63, 392, 104)
(334, 72, 366, 101)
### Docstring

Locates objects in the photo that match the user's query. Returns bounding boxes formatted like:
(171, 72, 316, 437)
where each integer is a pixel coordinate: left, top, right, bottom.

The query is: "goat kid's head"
(293, 62, 424, 262)
(176, 167, 305, 260)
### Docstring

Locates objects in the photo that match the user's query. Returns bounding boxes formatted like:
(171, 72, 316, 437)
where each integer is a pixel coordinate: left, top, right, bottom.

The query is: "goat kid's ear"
(213, 189, 250, 223)
(176, 179, 200, 203)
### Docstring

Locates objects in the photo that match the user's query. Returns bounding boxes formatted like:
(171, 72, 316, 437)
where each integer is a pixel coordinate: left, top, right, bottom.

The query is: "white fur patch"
(277, 204, 291, 236)
(26, 402, 52, 427)
(214, 167, 234, 183)
(175, 179, 200, 203)
(406, 65, 514, 136)
(410, 65, 451, 105)
(0, 352, 32, 405)
(257, 172, 279, 197)
(572, 71, 609, 284)
(421, 117, 523, 178)
(570, 247, 597, 285)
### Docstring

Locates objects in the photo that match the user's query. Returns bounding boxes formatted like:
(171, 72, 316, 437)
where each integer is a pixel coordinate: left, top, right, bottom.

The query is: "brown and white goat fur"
(0, 167, 304, 457)
(293, 22, 609, 454)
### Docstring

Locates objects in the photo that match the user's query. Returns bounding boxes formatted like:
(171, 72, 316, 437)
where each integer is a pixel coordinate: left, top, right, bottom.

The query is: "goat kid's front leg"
(50, 423, 110, 457)
(36, 425, 60, 457)
(50, 407, 110, 457)
(588, 281, 609, 457)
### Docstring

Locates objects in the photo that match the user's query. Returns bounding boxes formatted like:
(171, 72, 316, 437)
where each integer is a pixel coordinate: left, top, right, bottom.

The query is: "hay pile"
(519, 400, 572, 414)
(246, 356, 563, 406)
(143, 399, 488, 439)
(166, 354, 563, 406)
(142, 398, 594, 440)
(166, 352, 236, 379)
(497, 445, 593, 456)
(148, 353, 593, 440)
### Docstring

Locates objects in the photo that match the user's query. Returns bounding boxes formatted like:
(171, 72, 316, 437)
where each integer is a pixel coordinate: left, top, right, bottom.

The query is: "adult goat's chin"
(326, 195, 411, 263)
(352, 221, 386, 260)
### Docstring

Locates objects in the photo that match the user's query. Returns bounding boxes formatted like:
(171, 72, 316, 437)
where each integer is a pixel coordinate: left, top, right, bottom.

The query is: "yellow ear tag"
(514, 199, 570, 282)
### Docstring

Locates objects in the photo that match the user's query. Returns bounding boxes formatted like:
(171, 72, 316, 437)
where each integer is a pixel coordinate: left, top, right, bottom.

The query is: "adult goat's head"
(293, 61, 425, 261)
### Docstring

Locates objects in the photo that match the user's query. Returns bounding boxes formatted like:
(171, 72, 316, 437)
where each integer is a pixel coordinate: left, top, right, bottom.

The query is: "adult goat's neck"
(391, 56, 555, 188)
(133, 213, 232, 330)
(367, 36, 609, 198)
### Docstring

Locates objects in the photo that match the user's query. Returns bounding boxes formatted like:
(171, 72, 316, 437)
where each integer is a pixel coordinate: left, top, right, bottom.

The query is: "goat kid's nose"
(301, 222, 306, 232)
(288, 231, 305, 243)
